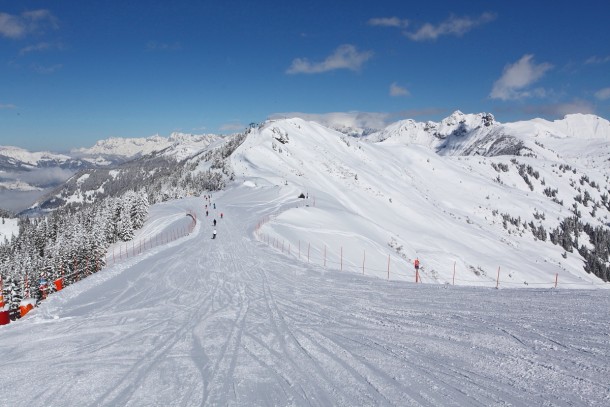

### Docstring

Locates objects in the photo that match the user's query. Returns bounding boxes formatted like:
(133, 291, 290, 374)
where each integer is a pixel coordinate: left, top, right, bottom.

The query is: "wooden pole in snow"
(362, 250, 365, 275)
(387, 255, 390, 280)
(453, 261, 456, 286)
(324, 245, 326, 267)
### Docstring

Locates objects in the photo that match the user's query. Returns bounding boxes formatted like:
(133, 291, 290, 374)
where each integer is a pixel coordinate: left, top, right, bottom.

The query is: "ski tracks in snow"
(2, 191, 610, 406)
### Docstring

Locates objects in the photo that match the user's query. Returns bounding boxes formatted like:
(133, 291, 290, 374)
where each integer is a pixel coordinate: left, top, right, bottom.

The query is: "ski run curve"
(1, 185, 609, 407)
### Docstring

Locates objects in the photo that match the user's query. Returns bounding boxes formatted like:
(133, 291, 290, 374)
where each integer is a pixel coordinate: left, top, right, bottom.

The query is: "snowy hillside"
(1, 192, 609, 406)
(231, 117, 610, 287)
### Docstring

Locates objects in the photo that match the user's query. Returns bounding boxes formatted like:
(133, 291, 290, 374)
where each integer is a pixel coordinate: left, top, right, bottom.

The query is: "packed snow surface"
(1, 187, 609, 406)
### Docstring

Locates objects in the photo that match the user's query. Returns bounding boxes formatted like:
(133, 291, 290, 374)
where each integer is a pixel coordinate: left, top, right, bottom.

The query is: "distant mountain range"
(0, 132, 221, 210)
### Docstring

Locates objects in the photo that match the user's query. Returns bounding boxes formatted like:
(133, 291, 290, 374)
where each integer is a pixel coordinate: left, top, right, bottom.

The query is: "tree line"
(0, 190, 149, 313)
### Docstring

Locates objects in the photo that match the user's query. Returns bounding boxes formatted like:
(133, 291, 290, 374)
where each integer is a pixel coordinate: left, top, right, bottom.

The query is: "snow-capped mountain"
(0, 145, 75, 171)
(369, 111, 610, 168)
(71, 132, 221, 162)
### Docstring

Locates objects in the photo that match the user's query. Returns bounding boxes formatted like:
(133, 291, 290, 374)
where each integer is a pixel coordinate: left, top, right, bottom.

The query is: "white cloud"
(490, 54, 553, 101)
(0, 13, 24, 38)
(555, 101, 595, 116)
(146, 41, 182, 51)
(269, 109, 449, 129)
(594, 87, 610, 100)
(3, 167, 75, 186)
(585, 55, 610, 65)
(31, 63, 63, 74)
(405, 12, 496, 41)
(368, 17, 408, 28)
(219, 123, 245, 132)
(0, 103, 17, 109)
(394, 108, 447, 118)
(389, 82, 409, 97)
(19, 41, 63, 56)
(269, 111, 391, 130)
(286, 45, 373, 74)
(523, 100, 595, 117)
(0, 9, 57, 39)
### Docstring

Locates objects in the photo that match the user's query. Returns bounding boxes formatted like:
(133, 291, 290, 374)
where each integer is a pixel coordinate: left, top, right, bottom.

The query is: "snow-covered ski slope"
(1, 187, 610, 406)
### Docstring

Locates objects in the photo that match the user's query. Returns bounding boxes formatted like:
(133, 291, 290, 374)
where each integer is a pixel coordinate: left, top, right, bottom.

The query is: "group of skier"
(203, 194, 223, 240)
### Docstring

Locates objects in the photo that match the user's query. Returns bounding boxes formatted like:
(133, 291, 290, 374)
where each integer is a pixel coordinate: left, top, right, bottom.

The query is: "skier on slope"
(212, 229, 217, 239)
(213, 219, 217, 226)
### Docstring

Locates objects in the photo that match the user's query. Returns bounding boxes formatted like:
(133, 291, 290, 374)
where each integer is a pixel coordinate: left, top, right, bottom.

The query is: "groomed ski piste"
(1, 182, 610, 406)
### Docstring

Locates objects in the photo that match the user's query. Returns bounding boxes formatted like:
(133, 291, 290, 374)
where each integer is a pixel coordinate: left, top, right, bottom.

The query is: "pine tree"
(116, 206, 134, 242)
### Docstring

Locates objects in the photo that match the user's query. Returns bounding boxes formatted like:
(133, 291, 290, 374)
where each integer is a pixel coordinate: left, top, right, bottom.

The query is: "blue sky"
(1, 0, 609, 151)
